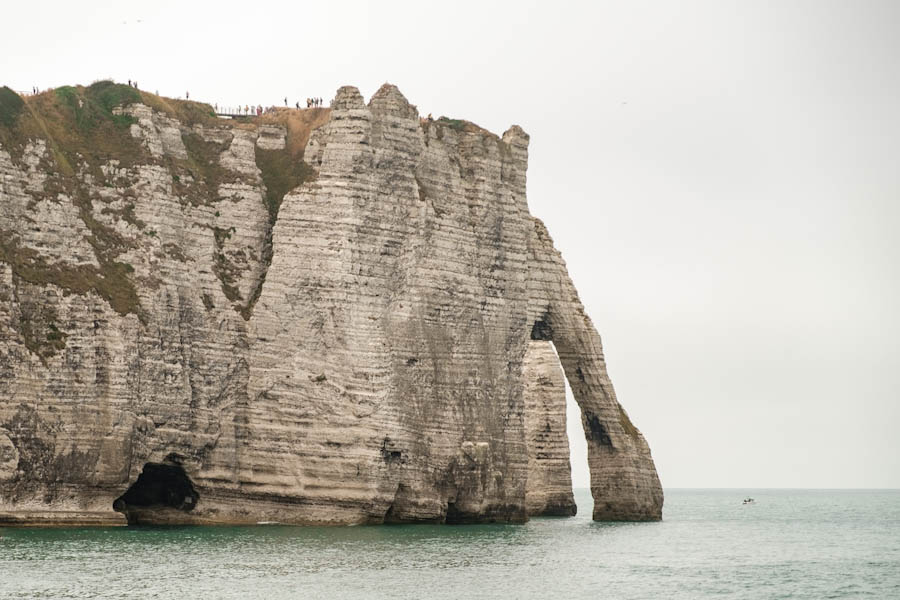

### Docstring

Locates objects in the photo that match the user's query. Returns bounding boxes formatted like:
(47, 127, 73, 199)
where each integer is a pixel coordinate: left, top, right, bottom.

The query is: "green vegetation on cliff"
(0, 82, 319, 323)
(255, 146, 314, 221)
(55, 81, 140, 130)
(0, 81, 230, 324)
(179, 131, 236, 204)
(0, 82, 156, 322)
(0, 236, 141, 322)
(436, 117, 466, 131)
(0, 86, 24, 127)
(0, 81, 145, 175)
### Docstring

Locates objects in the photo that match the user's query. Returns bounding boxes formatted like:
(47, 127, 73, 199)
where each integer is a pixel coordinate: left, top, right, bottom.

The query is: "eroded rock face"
(0, 428, 18, 482)
(0, 83, 662, 525)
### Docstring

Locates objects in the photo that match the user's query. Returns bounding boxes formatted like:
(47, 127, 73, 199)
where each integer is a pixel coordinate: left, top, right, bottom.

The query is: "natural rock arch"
(525, 219, 663, 521)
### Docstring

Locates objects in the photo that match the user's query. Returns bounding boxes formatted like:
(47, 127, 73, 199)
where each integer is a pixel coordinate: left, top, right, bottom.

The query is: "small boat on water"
(743, 497, 756, 505)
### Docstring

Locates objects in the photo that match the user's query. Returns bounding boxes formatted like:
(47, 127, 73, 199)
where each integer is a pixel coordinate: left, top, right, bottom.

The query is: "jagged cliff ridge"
(0, 81, 662, 525)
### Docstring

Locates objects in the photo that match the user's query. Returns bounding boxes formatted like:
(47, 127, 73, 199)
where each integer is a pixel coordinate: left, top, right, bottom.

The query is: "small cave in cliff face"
(444, 501, 465, 525)
(380, 437, 404, 464)
(113, 463, 199, 520)
(530, 319, 553, 341)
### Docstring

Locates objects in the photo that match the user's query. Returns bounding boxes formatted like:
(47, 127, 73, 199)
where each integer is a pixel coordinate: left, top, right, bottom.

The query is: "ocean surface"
(2, 489, 898, 599)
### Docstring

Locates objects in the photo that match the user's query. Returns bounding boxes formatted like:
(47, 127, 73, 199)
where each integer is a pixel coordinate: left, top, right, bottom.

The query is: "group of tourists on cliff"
(211, 97, 326, 116)
(288, 97, 323, 108)
(214, 104, 269, 116)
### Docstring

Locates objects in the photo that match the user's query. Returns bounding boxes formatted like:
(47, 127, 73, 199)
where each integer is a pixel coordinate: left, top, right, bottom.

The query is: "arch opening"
(563, 372, 591, 505)
(523, 337, 577, 517)
(525, 308, 663, 521)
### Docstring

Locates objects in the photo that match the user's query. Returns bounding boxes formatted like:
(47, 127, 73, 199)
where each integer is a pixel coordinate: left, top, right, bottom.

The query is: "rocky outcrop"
(0, 82, 662, 525)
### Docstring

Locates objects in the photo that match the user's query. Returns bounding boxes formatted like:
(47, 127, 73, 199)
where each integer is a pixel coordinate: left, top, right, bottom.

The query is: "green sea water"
(2, 489, 898, 599)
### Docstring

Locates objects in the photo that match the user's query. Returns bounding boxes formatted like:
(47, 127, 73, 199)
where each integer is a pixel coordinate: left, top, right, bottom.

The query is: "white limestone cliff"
(0, 82, 662, 525)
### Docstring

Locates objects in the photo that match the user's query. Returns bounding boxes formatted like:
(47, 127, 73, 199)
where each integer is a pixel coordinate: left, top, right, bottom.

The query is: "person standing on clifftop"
(186, 91, 189, 100)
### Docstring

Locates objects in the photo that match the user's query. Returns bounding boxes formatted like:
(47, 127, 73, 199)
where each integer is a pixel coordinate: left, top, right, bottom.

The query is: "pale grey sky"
(4, 0, 898, 488)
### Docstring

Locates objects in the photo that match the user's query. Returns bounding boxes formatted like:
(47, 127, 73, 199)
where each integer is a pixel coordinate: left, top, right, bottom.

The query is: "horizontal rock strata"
(0, 82, 662, 525)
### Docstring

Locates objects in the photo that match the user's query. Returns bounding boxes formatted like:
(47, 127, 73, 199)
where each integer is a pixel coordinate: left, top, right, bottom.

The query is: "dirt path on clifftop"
(259, 107, 331, 159)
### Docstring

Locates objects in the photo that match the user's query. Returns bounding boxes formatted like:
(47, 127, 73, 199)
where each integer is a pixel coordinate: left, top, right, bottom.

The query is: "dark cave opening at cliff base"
(113, 463, 199, 516)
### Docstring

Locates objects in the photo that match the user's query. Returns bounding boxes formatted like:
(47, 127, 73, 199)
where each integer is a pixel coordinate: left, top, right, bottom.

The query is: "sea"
(2, 489, 898, 599)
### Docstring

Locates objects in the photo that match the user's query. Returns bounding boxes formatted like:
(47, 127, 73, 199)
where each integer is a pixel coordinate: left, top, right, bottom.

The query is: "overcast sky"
(4, 0, 898, 489)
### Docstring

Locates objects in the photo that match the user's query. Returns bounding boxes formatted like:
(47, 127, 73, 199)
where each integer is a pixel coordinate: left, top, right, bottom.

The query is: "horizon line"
(571, 486, 900, 491)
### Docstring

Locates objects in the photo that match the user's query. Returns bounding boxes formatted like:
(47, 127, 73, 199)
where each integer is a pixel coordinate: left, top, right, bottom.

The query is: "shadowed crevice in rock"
(585, 413, 613, 447)
(113, 463, 199, 525)
(530, 318, 553, 341)
(444, 501, 464, 525)
(383, 483, 408, 524)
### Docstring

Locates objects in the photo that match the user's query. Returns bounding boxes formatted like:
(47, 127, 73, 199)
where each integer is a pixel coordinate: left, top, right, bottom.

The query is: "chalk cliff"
(0, 82, 662, 525)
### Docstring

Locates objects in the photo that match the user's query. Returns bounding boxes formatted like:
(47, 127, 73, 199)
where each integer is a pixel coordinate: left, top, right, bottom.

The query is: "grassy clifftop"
(0, 80, 321, 327)
(0, 86, 24, 127)
(0, 81, 220, 173)
(0, 81, 223, 326)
